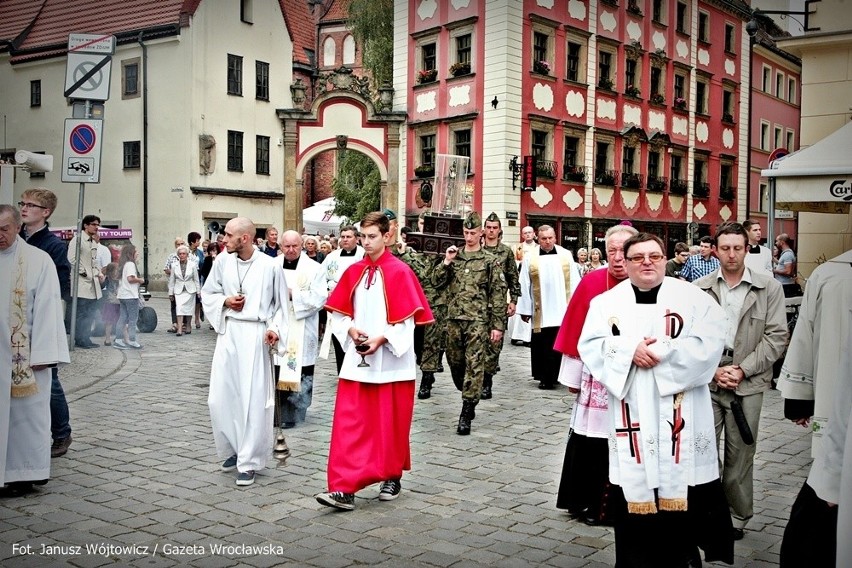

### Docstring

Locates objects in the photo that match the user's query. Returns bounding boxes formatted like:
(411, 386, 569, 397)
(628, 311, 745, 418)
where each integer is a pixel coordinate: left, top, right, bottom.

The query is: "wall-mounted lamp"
(491, 96, 498, 109)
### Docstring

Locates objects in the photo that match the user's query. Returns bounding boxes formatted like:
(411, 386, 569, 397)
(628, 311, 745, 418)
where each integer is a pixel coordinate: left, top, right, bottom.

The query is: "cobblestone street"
(0, 295, 812, 567)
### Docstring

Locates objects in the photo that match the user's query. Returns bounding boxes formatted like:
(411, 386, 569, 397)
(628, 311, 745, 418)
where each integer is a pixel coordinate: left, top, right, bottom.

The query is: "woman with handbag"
(168, 245, 201, 336)
(114, 244, 144, 350)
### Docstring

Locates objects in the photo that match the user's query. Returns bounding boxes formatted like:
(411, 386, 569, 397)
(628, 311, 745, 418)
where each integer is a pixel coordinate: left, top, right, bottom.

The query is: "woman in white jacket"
(168, 245, 201, 336)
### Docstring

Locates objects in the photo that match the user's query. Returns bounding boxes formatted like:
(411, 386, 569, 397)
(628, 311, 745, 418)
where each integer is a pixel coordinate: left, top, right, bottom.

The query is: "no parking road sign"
(62, 119, 103, 183)
(64, 34, 116, 101)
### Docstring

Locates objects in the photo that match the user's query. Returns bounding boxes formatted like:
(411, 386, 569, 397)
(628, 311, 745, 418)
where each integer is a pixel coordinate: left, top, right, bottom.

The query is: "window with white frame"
(760, 121, 770, 150)
(419, 39, 437, 71)
(774, 125, 783, 149)
(531, 25, 554, 74)
(724, 23, 735, 53)
(762, 65, 771, 92)
(698, 12, 709, 42)
(531, 129, 549, 161)
(787, 77, 797, 104)
(343, 35, 355, 65)
(565, 32, 587, 83)
(786, 129, 795, 151)
(451, 124, 473, 170)
(695, 78, 709, 114)
(759, 183, 769, 212)
(594, 138, 615, 184)
(652, 0, 665, 24)
(676, 2, 689, 34)
(419, 132, 436, 168)
(598, 46, 616, 89)
(448, 24, 474, 74)
(775, 71, 785, 98)
(122, 58, 140, 99)
(323, 37, 336, 67)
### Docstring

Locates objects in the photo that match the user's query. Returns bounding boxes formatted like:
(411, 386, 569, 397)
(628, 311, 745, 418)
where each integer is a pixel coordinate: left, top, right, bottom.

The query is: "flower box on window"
(414, 164, 435, 179)
(449, 62, 471, 77)
(598, 76, 614, 90)
(722, 112, 735, 124)
(627, 1, 643, 16)
(416, 69, 438, 84)
(673, 97, 687, 111)
(650, 92, 666, 105)
(625, 84, 641, 97)
(532, 60, 551, 75)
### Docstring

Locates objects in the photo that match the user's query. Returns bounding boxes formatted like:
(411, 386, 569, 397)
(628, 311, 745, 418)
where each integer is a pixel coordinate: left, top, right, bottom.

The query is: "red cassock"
(324, 250, 433, 493)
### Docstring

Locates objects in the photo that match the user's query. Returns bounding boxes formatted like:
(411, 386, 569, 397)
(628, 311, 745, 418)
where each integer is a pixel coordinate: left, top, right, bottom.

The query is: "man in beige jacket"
(67, 214, 103, 348)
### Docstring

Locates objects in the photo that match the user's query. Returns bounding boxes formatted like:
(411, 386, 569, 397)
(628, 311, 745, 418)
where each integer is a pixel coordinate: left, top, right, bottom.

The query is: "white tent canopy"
(762, 121, 852, 205)
(301, 197, 349, 235)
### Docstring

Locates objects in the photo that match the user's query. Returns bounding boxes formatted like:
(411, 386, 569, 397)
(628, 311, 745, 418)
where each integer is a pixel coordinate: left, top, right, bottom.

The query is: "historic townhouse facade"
(397, 0, 757, 255)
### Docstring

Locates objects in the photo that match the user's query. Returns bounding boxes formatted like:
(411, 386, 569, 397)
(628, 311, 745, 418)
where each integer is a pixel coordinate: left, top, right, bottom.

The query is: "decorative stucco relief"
(563, 188, 583, 210)
(669, 195, 684, 213)
(568, 0, 586, 19)
(719, 205, 732, 221)
(449, 85, 471, 107)
(600, 11, 617, 31)
(672, 115, 688, 136)
(647, 192, 663, 211)
(623, 104, 641, 126)
(416, 91, 437, 113)
(566, 91, 585, 117)
(698, 48, 710, 66)
(652, 31, 666, 51)
(693, 201, 707, 219)
(725, 59, 736, 76)
(626, 21, 641, 41)
(676, 40, 689, 58)
(648, 110, 665, 131)
(696, 122, 709, 143)
(594, 187, 614, 207)
(417, 0, 437, 20)
(597, 98, 616, 120)
(622, 189, 640, 209)
(533, 83, 554, 111)
(451, 0, 470, 9)
(536, 0, 554, 8)
(531, 184, 554, 208)
(722, 128, 734, 149)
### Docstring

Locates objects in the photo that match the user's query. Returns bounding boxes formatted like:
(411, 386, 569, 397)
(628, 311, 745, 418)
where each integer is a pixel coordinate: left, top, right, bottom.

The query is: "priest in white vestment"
(578, 232, 734, 567)
(202, 217, 290, 487)
(1, 205, 69, 492)
(274, 231, 327, 428)
(517, 225, 581, 389)
(779, 249, 852, 568)
(317, 225, 364, 372)
(509, 226, 537, 345)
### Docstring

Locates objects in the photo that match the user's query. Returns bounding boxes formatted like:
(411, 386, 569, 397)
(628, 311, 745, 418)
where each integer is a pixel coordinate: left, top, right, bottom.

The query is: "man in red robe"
(315, 211, 433, 511)
(552, 224, 636, 524)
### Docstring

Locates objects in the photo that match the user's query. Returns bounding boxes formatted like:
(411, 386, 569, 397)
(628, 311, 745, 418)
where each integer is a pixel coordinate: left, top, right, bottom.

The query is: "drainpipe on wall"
(138, 32, 150, 283)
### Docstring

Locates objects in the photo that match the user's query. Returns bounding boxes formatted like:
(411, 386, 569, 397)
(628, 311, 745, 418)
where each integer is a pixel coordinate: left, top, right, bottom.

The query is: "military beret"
(463, 211, 482, 229)
(485, 212, 500, 223)
(382, 208, 397, 221)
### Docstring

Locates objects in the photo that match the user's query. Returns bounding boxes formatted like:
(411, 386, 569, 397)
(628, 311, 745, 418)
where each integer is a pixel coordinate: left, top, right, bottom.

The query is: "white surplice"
(0, 237, 69, 485)
(330, 269, 415, 384)
(578, 278, 725, 512)
(517, 246, 581, 329)
(318, 246, 365, 294)
(276, 253, 327, 371)
(202, 250, 290, 473)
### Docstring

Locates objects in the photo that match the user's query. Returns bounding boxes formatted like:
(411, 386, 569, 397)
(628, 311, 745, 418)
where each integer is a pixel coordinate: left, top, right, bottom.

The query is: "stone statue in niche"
(199, 134, 216, 175)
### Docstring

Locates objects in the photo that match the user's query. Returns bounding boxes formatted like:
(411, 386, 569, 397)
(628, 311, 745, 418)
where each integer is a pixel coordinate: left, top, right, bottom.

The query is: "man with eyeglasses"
(18, 189, 75, 458)
(67, 214, 103, 348)
(577, 232, 734, 567)
(554, 223, 637, 526)
(694, 223, 787, 542)
(665, 241, 690, 279)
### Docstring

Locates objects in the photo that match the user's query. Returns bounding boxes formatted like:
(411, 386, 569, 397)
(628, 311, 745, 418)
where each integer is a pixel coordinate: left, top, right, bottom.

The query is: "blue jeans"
(116, 299, 140, 341)
(51, 367, 72, 440)
(74, 297, 99, 344)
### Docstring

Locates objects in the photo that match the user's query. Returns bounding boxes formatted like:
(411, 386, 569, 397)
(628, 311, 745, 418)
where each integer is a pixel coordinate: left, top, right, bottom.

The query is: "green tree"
(332, 151, 381, 223)
(347, 0, 393, 88)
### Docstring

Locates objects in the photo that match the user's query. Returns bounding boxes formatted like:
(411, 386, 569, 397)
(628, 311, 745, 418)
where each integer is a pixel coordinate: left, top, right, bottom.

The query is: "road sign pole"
(68, 100, 93, 350)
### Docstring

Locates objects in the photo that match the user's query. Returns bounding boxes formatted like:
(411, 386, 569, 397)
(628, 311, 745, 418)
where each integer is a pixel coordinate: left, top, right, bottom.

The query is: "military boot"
(417, 372, 435, 399)
(481, 373, 493, 400)
(456, 400, 477, 435)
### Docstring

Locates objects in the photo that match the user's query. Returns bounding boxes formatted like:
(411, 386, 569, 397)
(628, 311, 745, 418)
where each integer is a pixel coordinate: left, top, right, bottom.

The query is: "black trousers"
(780, 482, 837, 568)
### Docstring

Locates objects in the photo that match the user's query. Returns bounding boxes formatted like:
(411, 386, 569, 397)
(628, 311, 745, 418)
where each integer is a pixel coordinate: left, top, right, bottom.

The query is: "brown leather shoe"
(51, 436, 72, 458)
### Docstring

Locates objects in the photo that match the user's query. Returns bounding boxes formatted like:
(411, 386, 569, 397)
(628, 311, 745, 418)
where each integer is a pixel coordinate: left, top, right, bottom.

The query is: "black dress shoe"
(732, 528, 744, 541)
(538, 382, 556, 390)
(75, 341, 97, 349)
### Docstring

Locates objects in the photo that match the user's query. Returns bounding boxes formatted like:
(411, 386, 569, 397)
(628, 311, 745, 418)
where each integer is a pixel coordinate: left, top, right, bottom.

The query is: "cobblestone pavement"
(1, 295, 812, 567)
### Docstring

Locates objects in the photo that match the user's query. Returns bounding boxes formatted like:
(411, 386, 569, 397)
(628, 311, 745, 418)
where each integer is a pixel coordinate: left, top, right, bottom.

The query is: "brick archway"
(278, 88, 405, 231)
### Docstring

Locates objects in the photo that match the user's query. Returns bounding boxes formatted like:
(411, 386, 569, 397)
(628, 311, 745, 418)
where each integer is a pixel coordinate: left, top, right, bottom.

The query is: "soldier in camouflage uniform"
(416, 253, 447, 399)
(431, 212, 507, 435)
(481, 213, 521, 400)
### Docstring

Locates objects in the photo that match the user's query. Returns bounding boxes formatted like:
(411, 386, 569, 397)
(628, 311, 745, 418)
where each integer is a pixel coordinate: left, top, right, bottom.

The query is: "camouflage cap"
(463, 211, 482, 229)
(485, 212, 500, 224)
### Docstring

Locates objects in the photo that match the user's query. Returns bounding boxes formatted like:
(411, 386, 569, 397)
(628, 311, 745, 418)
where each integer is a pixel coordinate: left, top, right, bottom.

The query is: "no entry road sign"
(62, 118, 103, 183)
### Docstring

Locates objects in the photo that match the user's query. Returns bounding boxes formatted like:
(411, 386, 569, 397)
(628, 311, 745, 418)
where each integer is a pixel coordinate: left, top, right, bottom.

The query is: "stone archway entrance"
(277, 70, 405, 231)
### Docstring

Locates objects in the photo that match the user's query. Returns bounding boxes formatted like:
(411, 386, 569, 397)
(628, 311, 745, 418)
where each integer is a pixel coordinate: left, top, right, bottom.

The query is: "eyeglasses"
(17, 201, 48, 210)
(626, 253, 665, 264)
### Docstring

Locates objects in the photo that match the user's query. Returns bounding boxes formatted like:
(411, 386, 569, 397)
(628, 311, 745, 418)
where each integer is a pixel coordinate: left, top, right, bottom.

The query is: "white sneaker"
(113, 339, 129, 350)
(127, 341, 142, 349)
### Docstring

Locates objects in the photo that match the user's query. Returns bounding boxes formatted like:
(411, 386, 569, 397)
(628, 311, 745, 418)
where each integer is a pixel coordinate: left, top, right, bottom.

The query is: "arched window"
(343, 35, 355, 65)
(323, 36, 336, 67)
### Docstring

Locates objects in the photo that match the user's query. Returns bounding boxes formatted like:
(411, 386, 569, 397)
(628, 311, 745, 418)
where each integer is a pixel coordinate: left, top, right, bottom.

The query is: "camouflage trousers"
(420, 304, 447, 372)
(484, 315, 509, 375)
(446, 319, 489, 402)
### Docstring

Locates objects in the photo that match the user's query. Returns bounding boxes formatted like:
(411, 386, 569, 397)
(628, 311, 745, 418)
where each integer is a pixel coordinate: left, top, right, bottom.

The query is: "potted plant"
(651, 92, 665, 105)
(414, 164, 435, 178)
(673, 97, 687, 110)
(449, 62, 471, 77)
(416, 69, 437, 84)
(627, 0, 643, 16)
(722, 112, 735, 123)
(532, 60, 551, 75)
(598, 76, 614, 90)
(625, 84, 641, 97)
